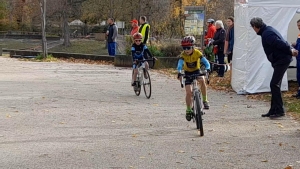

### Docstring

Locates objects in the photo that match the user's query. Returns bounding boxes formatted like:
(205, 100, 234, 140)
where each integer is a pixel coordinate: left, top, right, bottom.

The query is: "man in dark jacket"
(250, 17, 298, 118)
(106, 18, 118, 56)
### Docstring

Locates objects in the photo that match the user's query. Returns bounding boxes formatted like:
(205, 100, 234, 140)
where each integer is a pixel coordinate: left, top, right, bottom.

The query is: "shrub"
(160, 43, 182, 57)
(148, 45, 164, 57)
(91, 25, 108, 33)
(35, 54, 58, 62)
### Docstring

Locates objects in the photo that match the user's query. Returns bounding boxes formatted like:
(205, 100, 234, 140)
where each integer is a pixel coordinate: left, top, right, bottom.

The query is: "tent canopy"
(69, 19, 84, 26)
(232, 0, 300, 94)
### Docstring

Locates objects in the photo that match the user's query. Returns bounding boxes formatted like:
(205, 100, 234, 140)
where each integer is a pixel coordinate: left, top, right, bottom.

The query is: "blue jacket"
(228, 27, 234, 52)
(257, 24, 292, 66)
(294, 34, 300, 60)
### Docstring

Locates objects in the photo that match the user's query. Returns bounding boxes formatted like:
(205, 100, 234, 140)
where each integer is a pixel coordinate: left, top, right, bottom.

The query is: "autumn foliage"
(0, 0, 234, 37)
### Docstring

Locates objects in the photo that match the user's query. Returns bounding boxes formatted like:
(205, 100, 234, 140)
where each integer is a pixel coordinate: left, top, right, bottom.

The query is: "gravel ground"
(0, 57, 299, 169)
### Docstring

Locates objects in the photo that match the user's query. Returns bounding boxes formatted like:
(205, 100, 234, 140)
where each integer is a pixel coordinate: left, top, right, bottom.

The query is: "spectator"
(138, 16, 150, 44)
(291, 19, 300, 99)
(250, 17, 298, 118)
(224, 16, 234, 63)
(106, 18, 118, 56)
(204, 19, 216, 46)
(212, 20, 226, 77)
(130, 19, 139, 36)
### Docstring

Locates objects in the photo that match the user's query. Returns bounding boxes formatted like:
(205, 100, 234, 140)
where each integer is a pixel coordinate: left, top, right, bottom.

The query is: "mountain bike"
(132, 59, 154, 99)
(180, 70, 207, 136)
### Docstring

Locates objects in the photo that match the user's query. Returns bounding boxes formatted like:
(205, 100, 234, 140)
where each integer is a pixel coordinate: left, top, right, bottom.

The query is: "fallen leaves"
(59, 58, 113, 65)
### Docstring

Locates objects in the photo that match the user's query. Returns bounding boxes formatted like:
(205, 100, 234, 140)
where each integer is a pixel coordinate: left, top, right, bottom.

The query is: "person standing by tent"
(138, 16, 150, 44)
(211, 20, 226, 77)
(250, 17, 298, 118)
(224, 16, 234, 64)
(291, 19, 300, 99)
(106, 18, 118, 57)
(130, 19, 139, 36)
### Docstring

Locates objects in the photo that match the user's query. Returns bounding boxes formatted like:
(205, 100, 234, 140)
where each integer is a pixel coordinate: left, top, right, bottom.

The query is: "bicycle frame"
(180, 75, 201, 103)
(136, 62, 145, 85)
(180, 70, 206, 136)
(133, 59, 154, 87)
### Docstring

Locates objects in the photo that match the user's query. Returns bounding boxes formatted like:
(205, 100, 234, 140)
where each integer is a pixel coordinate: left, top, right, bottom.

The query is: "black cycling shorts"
(184, 70, 201, 86)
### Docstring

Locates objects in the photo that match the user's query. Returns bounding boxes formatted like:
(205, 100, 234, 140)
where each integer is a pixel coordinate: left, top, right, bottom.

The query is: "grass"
(35, 54, 58, 62)
(0, 39, 108, 55)
(0, 39, 41, 50)
(49, 39, 107, 55)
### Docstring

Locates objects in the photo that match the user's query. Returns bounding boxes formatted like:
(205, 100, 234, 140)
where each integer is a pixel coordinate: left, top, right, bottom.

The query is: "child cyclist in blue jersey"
(177, 36, 211, 121)
(131, 33, 154, 86)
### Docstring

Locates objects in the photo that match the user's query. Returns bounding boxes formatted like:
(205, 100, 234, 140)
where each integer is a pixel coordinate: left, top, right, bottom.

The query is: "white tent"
(69, 19, 84, 26)
(232, 0, 300, 94)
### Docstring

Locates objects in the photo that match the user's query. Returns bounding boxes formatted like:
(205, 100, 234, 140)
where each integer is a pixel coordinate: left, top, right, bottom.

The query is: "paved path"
(0, 57, 299, 169)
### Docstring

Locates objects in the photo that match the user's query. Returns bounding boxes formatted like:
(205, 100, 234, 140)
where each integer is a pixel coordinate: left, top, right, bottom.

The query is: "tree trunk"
(62, 10, 71, 47)
(40, 0, 47, 58)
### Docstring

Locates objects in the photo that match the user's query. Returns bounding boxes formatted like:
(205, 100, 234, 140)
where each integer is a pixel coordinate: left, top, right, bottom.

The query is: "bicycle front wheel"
(143, 69, 152, 99)
(194, 91, 204, 136)
(132, 70, 141, 96)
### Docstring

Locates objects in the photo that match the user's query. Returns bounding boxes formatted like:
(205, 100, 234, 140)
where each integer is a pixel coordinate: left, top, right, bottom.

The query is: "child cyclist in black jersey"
(131, 33, 154, 86)
(177, 36, 211, 121)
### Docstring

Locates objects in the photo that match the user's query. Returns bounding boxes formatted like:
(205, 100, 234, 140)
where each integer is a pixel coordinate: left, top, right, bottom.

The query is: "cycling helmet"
(181, 36, 196, 46)
(133, 33, 143, 40)
(207, 18, 215, 23)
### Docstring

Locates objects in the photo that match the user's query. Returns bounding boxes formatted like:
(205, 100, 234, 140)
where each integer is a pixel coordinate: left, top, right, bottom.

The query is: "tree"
(40, 0, 88, 46)
(39, 0, 47, 58)
(0, 0, 7, 20)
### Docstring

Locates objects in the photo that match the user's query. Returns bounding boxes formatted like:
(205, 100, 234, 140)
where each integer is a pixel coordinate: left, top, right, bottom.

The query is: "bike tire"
(143, 69, 152, 99)
(132, 70, 141, 96)
(194, 91, 204, 136)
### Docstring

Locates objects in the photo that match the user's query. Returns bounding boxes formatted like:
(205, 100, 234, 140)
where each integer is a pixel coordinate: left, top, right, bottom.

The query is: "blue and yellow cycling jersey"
(177, 49, 210, 72)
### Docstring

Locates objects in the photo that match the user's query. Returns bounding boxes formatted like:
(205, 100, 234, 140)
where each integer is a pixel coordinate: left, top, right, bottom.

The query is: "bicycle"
(180, 70, 207, 136)
(132, 59, 154, 99)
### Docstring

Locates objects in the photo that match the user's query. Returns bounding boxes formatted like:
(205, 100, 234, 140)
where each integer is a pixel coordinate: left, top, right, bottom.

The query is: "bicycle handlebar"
(179, 70, 207, 88)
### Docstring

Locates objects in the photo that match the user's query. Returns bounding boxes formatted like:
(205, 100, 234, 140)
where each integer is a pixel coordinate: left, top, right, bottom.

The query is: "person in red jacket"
(130, 19, 139, 36)
(204, 19, 216, 46)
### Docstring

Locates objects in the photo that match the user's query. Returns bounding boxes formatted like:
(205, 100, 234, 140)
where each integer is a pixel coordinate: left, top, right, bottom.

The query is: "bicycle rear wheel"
(132, 70, 141, 96)
(143, 69, 151, 99)
(194, 91, 204, 136)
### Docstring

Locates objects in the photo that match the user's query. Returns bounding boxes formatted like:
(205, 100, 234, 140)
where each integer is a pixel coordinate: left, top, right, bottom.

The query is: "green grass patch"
(0, 39, 40, 50)
(35, 54, 58, 62)
(286, 101, 300, 113)
(49, 39, 107, 55)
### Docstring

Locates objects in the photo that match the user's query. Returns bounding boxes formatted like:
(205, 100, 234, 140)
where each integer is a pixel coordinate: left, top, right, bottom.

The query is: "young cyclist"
(177, 36, 211, 121)
(131, 33, 154, 86)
